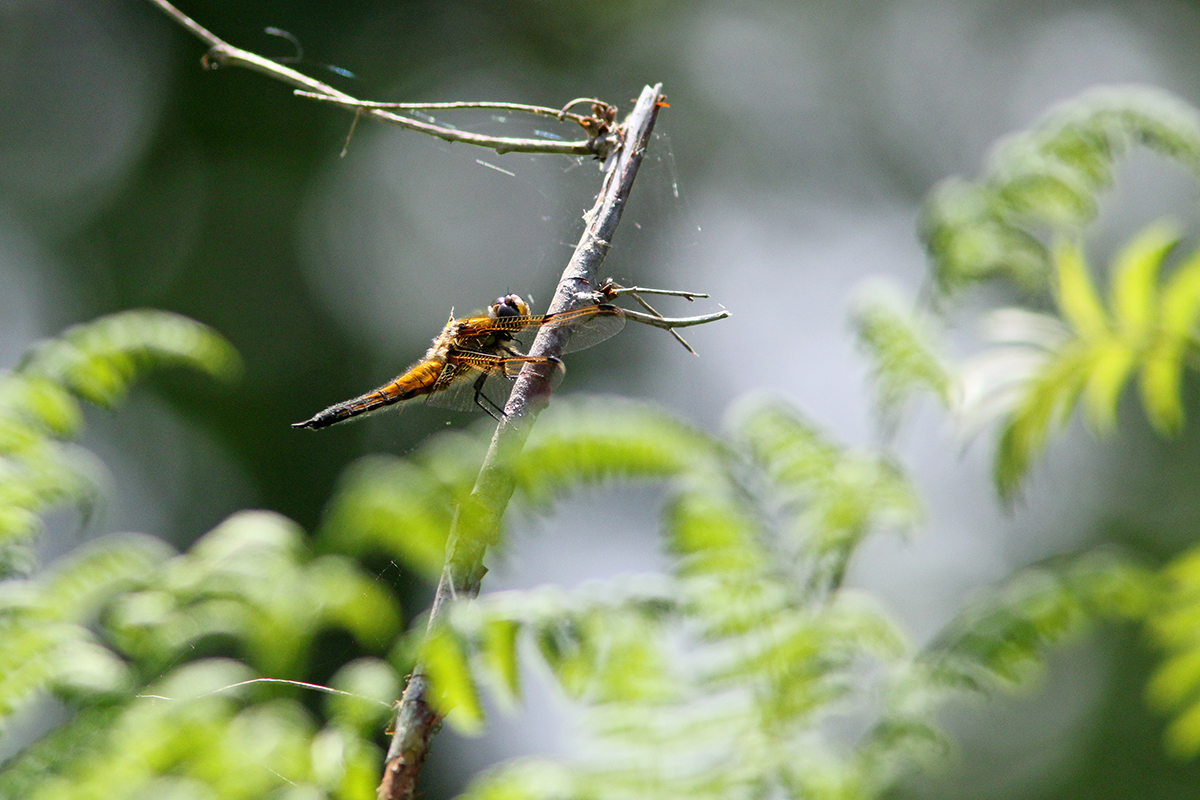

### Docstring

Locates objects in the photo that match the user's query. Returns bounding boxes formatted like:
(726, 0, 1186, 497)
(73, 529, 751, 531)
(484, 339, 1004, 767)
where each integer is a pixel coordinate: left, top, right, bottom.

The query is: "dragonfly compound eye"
(493, 295, 529, 318)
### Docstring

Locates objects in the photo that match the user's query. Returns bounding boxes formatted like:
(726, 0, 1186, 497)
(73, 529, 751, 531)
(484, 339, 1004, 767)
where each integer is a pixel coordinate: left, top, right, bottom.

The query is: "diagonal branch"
(377, 84, 667, 800)
(146, 0, 605, 156)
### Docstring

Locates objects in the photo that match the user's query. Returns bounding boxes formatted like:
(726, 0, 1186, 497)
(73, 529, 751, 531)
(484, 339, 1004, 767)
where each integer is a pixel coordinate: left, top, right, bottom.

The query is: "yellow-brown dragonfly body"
(293, 294, 623, 429)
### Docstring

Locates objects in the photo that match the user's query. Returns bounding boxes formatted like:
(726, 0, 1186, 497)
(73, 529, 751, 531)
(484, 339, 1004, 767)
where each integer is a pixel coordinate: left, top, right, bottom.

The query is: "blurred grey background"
(4, 0, 1200, 797)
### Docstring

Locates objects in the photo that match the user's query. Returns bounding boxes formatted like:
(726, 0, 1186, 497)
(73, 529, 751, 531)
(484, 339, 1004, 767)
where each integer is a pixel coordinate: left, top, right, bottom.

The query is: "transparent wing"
(470, 304, 625, 353)
(542, 304, 625, 353)
(423, 351, 564, 413)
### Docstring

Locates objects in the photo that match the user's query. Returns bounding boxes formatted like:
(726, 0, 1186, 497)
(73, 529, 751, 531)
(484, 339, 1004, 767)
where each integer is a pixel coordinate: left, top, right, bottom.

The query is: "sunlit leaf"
(1159, 245, 1200, 338)
(1145, 543, 1200, 758)
(1053, 239, 1107, 339)
(1111, 222, 1179, 337)
(1081, 340, 1135, 431)
(422, 626, 484, 734)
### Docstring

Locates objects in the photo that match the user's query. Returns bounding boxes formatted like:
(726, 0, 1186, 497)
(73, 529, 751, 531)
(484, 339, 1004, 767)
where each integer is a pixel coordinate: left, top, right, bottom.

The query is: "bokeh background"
(5, 0, 1200, 797)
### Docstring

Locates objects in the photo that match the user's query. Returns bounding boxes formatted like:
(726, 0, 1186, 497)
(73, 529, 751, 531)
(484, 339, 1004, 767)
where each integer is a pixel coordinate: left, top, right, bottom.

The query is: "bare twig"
(594, 283, 726, 354)
(292, 92, 597, 126)
(601, 284, 710, 301)
(377, 84, 667, 800)
(146, 0, 608, 157)
(620, 307, 730, 329)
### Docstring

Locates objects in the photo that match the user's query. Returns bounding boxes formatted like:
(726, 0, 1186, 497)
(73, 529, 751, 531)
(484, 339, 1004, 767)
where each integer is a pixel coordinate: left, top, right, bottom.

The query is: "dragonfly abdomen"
(292, 360, 444, 429)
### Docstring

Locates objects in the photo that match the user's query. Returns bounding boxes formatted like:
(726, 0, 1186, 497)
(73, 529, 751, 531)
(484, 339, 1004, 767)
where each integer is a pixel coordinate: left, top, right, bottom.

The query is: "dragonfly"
(293, 294, 625, 429)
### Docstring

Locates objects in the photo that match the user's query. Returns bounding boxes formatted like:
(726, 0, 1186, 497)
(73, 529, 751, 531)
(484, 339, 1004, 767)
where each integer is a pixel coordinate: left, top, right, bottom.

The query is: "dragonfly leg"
(472, 371, 506, 420)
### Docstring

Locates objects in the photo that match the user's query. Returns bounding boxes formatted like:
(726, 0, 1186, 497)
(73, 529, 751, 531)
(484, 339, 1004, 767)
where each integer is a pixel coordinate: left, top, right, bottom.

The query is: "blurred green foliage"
(862, 83, 1200, 765)
(920, 85, 1200, 292)
(0, 313, 401, 800)
(0, 312, 1155, 800)
(902, 88, 1200, 498)
(13, 81, 1200, 800)
(410, 399, 1149, 800)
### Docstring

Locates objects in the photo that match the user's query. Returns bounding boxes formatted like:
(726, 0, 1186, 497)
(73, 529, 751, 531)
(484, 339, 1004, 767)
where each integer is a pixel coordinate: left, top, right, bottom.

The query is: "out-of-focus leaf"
(102, 511, 400, 679)
(0, 311, 239, 565)
(457, 759, 577, 800)
(927, 550, 1153, 692)
(922, 85, 1200, 291)
(513, 396, 711, 509)
(0, 533, 174, 722)
(733, 398, 920, 558)
(422, 625, 484, 734)
(326, 657, 399, 735)
(318, 455, 453, 578)
(1139, 244, 1200, 434)
(481, 618, 521, 706)
(964, 225, 1200, 497)
(853, 291, 951, 420)
(1146, 543, 1200, 758)
(1054, 239, 1107, 339)
(19, 310, 240, 408)
(0, 376, 81, 438)
(1111, 222, 1179, 337)
(1140, 341, 1185, 435)
(307, 555, 401, 649)
(1159, 246, 1200, 338)
(1081, 340, 1134, 431)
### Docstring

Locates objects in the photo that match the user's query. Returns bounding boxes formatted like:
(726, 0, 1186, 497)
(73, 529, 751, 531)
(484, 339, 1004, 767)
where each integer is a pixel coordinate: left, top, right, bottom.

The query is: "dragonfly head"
(491, 294, 530, 319)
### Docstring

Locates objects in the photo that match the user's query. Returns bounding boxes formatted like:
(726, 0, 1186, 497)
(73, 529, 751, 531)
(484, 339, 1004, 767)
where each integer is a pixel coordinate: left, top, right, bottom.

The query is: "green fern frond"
(732, 398, 921, 560)
(0, 311, 238, 564)
(423, 576, 678, 733)
(106, 511, 401, 677)
(925, 550, 1153, 692)
(0, 533, 173, 724)
(1144, 543, 1200, 758)
(961, 225, 1200, 498)
(419, 399, 932, 799)
(18, 310, 240, 409)
(922, 85, 1200, 292)
(514, 396, 714, 507)
(0, 313, 405, 800)
(5, 658, 370, 800)
(853, 292, 951, 421)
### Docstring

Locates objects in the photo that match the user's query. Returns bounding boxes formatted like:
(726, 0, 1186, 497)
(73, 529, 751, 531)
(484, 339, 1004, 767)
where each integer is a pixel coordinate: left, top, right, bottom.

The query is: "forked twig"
(597, 282, 727, 354)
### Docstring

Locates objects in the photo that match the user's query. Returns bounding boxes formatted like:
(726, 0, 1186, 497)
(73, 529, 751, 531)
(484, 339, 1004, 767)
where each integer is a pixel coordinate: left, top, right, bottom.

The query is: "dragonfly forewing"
(516, 304, 626, 353)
